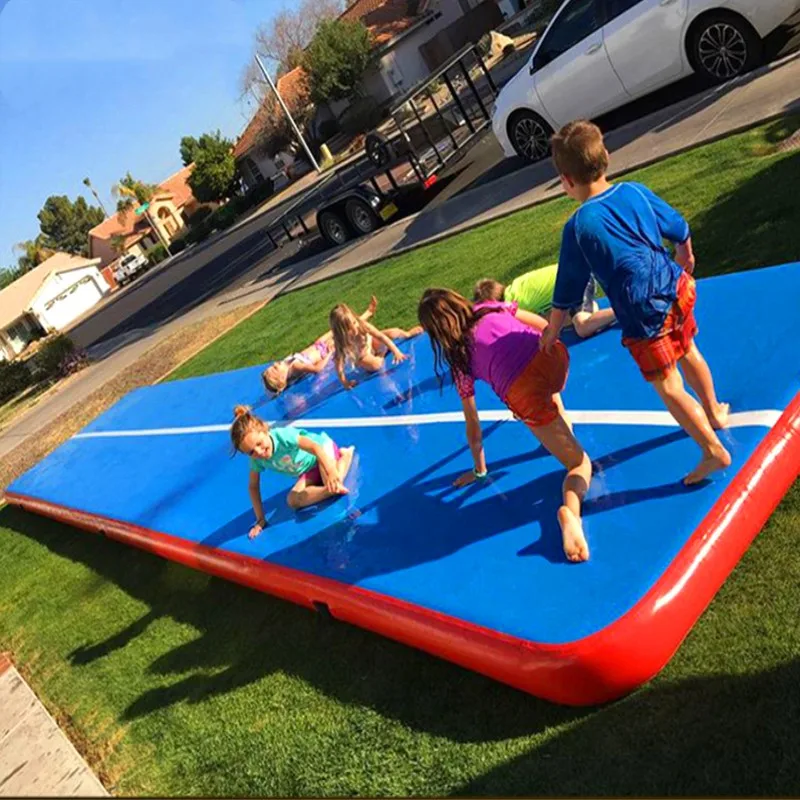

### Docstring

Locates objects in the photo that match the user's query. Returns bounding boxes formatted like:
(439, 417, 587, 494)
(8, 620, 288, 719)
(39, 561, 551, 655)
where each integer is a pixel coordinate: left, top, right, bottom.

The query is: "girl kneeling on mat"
(329, 303, 422, 390)
(230, 406, 355, 539)
(417, 289, 592, 563)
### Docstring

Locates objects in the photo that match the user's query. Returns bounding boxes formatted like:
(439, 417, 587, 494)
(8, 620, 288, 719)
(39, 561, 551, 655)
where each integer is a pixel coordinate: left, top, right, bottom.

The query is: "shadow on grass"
(690, 143, 800, 277)
(455, 657, 800, 796)
(0, 504, 583, 743)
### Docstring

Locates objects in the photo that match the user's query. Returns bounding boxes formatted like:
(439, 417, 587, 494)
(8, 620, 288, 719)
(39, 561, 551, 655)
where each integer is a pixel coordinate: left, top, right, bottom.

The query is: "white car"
(492, 0, 800, 161)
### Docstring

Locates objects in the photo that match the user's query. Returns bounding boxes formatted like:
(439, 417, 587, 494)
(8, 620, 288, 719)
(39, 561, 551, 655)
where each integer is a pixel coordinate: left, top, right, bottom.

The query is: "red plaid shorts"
(623, 272, 698, 382)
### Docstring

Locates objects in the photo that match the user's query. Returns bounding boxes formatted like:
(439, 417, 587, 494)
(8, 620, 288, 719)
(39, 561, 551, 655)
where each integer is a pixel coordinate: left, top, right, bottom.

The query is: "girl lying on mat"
(418, 288, 592, 563)
(261, 296, 379, 394)
(329, 302, 422, 390)
(230, 405, 355, 539)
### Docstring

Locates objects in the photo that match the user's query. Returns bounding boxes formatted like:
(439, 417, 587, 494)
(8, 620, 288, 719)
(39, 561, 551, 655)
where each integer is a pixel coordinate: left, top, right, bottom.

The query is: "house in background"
(234, 0, 501, 185)
(234, 68, 306, 193)
(346, 0, 503, 105)
(88, 165, 201, 269)
(0, 253, 111, 360)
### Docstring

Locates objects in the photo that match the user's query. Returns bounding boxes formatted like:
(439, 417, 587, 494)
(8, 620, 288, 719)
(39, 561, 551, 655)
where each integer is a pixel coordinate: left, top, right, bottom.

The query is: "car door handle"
(660, 0, 678, 5)
(586, 42, 602, 55)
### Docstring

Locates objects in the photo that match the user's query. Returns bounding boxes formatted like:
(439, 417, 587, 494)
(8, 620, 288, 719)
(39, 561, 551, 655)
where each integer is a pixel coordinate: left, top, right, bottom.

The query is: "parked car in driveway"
(492, 0, 800, 161)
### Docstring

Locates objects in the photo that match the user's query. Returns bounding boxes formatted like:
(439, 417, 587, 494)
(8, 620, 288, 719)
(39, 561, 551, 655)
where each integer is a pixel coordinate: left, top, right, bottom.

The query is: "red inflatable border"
(6, 391, 800, 705)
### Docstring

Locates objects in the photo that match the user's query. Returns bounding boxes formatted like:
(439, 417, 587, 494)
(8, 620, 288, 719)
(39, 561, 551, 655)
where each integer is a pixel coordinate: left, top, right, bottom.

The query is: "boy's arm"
(248, 471, 267, 538)
(544, 221, 591, 352)
(674, 236, 695, 274)
(633, 182, 691, 246)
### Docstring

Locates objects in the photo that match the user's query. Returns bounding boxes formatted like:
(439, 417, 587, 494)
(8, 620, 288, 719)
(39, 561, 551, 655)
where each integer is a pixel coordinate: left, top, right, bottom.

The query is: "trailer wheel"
(318, 210, 350, 246)
(345, 198, 380, 235)
(365, 132, 393, 168)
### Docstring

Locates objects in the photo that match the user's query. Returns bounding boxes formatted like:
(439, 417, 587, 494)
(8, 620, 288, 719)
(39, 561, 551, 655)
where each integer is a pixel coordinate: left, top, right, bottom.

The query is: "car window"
(605, 0, 642, 22)
(533, 0, 603, 69)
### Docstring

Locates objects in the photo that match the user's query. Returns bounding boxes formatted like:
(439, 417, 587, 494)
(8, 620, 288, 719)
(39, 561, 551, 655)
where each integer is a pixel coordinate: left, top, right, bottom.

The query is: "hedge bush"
(0, 359, 32, 403)
(33, 334, 75, 378)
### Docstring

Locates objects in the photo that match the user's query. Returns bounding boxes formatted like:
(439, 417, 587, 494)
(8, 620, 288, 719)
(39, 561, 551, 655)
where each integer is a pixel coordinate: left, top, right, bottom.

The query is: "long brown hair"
(417, 288, 500, 387)
(329, 303, 365, 371)
(230, 405, 268, 454)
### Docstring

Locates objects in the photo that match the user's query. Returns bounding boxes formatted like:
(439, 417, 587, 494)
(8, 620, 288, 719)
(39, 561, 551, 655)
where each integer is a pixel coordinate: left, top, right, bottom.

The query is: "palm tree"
(112, 173, 157, 221)
(13, 236, 53, 274)
(110, 234, 127, 256)
(82, 177, 108, 216)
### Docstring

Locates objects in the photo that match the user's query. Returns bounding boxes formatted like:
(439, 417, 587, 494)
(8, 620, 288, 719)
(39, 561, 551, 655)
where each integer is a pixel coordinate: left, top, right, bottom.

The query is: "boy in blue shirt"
(541, 120, 730, 485)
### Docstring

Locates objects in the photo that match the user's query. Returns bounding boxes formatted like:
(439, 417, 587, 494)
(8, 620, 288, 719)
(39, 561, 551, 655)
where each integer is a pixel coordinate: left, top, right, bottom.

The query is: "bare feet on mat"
(707, 401, 730, 430)
(684, 444, 731, 485)
(558, 506, 589, 563)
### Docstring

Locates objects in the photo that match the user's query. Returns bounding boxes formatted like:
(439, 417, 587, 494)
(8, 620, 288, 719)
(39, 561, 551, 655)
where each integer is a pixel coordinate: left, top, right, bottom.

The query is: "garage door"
(43, 276, 105, 331)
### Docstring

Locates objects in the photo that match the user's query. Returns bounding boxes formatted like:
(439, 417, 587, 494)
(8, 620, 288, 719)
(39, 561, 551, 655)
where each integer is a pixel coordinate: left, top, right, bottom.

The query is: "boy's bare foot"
(558, 506, 589, 563)
(337, 446, 355, 482)
(368, 296, 378, 316)
(408, 325, 423, 336)
(684, 444, 731, 485)
(706, 402, 730, 430)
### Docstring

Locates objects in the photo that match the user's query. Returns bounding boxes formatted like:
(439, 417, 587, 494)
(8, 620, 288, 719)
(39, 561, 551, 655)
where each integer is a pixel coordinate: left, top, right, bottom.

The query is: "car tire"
(318, 210, 350, 247)
(507, 110, 553, 163)
(344, 198, 380, 235)
(688, 12, 762, 84)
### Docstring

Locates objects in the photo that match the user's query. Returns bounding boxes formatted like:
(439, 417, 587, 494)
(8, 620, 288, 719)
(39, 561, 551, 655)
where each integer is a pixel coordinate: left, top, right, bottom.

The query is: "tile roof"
(0, 253, 102, 330)
(341, 0, 426, 47)
(88, 165, 196, 242)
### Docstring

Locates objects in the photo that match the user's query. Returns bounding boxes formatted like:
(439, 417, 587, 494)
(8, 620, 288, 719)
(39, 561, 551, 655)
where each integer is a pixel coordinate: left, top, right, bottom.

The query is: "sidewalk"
(0, 655, 107, 797)
(2, 52, 799, 470)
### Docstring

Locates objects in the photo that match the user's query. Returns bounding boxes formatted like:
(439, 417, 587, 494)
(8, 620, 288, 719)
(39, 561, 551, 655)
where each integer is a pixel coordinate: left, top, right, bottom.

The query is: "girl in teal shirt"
(230, 405, 355, 539)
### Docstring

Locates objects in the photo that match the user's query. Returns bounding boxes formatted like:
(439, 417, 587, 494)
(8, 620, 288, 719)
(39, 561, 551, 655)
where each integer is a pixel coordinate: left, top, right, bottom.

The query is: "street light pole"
(254, 53, 322, 173)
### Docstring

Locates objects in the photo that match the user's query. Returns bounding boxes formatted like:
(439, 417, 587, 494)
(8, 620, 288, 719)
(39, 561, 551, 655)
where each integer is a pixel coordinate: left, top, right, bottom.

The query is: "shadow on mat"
(454, 657, 800, 796)
(0, 504, 584, 741)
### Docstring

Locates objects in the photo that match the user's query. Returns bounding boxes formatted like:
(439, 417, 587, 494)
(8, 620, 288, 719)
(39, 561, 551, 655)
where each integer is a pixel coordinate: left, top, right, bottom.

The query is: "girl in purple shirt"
(418, 288, 592, 563)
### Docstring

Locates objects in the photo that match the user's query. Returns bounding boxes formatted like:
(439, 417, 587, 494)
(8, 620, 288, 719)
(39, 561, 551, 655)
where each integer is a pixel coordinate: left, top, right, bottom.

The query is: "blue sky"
(0, 0, 283, 266)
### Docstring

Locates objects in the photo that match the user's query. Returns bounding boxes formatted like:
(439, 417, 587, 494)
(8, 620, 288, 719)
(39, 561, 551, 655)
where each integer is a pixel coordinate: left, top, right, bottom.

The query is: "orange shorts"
(505, 342, 569, 428)
(623, 272, 698, 382)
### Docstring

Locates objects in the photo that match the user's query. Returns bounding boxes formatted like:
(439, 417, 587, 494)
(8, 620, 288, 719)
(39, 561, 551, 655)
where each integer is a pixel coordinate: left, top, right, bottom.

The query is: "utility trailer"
(261, 42, 499, 252)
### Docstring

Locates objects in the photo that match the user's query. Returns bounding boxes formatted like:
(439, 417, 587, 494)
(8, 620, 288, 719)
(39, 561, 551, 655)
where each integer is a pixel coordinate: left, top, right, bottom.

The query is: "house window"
(243, 157, 264, 186)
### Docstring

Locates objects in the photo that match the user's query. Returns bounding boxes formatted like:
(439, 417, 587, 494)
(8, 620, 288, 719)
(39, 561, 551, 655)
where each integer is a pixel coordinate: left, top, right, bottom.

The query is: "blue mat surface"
(10, 264, 800, 646)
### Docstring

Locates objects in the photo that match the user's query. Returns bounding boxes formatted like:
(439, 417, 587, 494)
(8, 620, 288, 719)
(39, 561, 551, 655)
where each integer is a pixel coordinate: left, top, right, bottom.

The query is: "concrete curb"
(0, 654, 108, 797)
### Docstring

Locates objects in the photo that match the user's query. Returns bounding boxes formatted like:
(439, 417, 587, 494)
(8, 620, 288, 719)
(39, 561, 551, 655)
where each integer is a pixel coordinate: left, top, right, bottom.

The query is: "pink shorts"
(301, 440, 341, 486)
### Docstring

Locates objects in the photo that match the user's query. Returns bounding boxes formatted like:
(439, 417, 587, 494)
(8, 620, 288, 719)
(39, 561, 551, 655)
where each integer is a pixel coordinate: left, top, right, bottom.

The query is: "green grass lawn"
(1, 118, 799, 796)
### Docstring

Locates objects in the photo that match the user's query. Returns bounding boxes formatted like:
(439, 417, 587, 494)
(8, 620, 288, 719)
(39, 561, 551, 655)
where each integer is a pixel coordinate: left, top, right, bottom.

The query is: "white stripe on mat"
(72, 409, 782, 440)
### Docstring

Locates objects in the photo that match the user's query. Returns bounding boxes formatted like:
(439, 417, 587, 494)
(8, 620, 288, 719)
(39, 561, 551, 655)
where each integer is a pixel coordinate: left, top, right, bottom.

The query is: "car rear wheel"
(318, 210, 350, 246)
(345, 198, 380, 235)
(689, 12, 762, 84)
(507, 111, 553, 163)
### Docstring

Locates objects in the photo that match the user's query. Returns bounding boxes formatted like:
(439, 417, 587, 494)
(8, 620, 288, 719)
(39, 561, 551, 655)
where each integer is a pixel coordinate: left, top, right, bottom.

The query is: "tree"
(13, 236, 53, 273)
(37, 195, 104, 257)
(82, 177, 108, 216)
(112, 173, 158, 220)
(303, 19, 372, 105)
(0, 267, 20, 290)
(180, 136, 201, 167)
(240, 0, 343, 101)
(186, 131, 237, 203)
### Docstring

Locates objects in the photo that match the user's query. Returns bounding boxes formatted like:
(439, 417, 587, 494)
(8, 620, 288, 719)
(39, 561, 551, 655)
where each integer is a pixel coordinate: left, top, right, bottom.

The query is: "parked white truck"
(112, 252, 149, 286)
